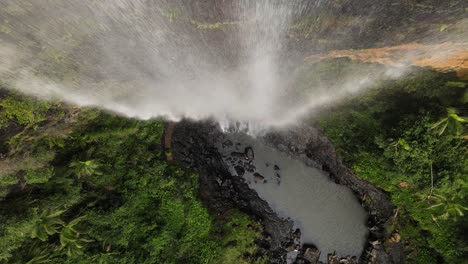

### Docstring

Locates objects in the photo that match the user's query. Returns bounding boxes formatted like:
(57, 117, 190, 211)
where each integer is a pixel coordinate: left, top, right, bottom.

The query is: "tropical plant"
(59, 215, 92, 257)
(26, 255, 51, 264)
(26, 255, 50, 264)
(428, 193, 468, 222)
(23, 241, 58, 264)
(88, 252, 119, 264)
(0, 96, 50, 128)
(69, 160, 101, 179)
(389, 138, 411, 154)
(430, 108, 467, 136)
(31, 209, 64, 242)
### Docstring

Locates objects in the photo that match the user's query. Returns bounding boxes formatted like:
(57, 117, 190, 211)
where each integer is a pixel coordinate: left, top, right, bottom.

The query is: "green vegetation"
(315, 60, 467, 263)
(162, 8, 180, 23)
(0, 94, 51, 129)
(0, 91, 264, 263)
(191, 20, 239, 30)
(2, 58, 466, 264)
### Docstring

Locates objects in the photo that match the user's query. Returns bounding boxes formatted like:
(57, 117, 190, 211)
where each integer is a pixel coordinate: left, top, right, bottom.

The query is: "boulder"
(254, 172, 265, 183)
(301, 246, 321, 264)
(234, 165, 245, 177)
(245, 146, 255, 161)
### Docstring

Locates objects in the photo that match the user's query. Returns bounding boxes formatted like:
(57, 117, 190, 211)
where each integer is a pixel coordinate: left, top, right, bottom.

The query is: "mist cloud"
(0, 0, 465, 132)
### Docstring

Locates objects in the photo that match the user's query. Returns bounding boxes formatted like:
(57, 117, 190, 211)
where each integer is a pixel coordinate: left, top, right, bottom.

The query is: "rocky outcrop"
(307, 42, 468, 80)
(296, 245, 321, 264)
(171, 120, 295, 264)
(263, 125, 394, 220)
(169, 120, 397, 263)
(263, 125, 396, 263)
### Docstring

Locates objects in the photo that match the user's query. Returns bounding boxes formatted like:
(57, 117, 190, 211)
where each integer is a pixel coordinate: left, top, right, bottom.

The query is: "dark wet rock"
(254, 172, 265, 183)
(274, 164, 280, 171)
(216, 178, 223, 186)
(245, 146, 255, 161)
(266, 162, 270, 167)
(275, 172, 282, 185)
(289, 144, 299, 152)
(234, 165, 245, 177)
(245, 163, 256, 173)
(285, 241, 296, 251)
(171, 120, 293, 264)
(277, 144, 287, 152)
(221, 179, 232, 187)
(365, 240, 396, 264)
(295, 246, 360, 264)
(222, 140, 233, 148)
(292, 229, 301, 240)
(171, 120, 396, 264)
(257, 237, 272, 248)
(230, 151, 245, 160)
(235, 142, 241, 150)
(328, 254, 358, 264)
(295, 245, 320, 264)
(383, 233, 405, 264)
(388, 242, 405, 264)
(369, 226, 385, 240)
(303, 247, 320, 264)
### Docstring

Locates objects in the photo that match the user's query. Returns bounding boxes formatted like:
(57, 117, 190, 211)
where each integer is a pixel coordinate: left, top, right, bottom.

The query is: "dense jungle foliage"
(316, 59, 467, 263)
(0, 90, 265, 264)
(1, 59, 466, 264)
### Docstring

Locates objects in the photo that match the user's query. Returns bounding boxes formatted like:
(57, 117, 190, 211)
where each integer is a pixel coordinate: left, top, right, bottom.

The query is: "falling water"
(0, 0, 303, 129)
(1, 0, 466, 131)
(1, 1, 467, 261)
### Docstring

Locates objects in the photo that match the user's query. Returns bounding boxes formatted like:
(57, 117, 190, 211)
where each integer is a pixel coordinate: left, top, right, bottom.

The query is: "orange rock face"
(307, 42, 468, 79)
(398, 182, 410, 188)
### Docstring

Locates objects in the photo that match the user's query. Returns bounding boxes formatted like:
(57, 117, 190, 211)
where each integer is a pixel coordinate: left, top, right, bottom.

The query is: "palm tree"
(59, 215, 92, 257)
(428, 193, 468, 222)
(69, 160, 101, 179)
(430, 108, 467, 136)
(31, 210, 92, 257)
(25, 240, 57, 264)
(26, 255, 51, 264)
(31, 208, 64, 242)
(89, 253, 119, 264)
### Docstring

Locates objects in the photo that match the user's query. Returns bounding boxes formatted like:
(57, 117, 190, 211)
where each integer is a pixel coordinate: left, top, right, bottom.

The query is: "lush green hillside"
(0, 90, 265, 264)
(316, 62, 467, 263)
(1, 59, 466, 264)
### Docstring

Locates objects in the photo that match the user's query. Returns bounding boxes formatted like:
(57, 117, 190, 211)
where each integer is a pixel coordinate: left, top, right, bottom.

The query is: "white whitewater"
(0, 0, 410, 131)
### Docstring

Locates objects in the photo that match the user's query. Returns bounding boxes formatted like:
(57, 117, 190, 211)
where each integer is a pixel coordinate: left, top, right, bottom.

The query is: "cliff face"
(307, 42, 468, 79)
